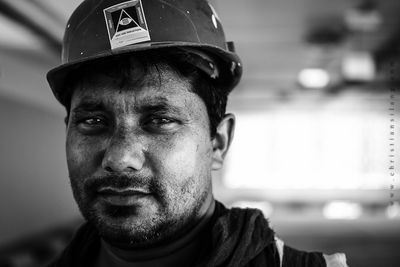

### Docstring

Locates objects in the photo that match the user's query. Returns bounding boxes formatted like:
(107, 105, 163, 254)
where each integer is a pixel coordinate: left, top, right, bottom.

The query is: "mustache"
(84, 173, 159, 195)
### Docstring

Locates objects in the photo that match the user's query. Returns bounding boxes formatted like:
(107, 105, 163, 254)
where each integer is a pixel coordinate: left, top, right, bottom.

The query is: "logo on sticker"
(104, 0, 151, 49)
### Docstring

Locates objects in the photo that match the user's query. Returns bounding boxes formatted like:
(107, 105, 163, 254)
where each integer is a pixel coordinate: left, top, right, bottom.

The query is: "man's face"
(66, 63, 214, 247)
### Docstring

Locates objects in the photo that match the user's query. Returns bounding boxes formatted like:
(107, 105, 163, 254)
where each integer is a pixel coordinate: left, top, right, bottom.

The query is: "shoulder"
(274, 237, 349, 267)
(323, 253, 348, 267)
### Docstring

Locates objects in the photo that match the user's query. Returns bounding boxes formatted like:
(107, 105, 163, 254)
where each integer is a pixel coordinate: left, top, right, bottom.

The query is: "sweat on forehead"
(69, 70, 195, 114)
(69, 55, 191, 93)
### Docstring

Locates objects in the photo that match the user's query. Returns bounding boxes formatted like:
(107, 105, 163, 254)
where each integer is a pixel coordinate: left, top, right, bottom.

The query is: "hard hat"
(47, 0, 243, 106)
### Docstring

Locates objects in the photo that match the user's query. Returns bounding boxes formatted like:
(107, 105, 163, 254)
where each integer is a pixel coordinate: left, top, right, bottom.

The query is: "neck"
(99, 200, 215, 266)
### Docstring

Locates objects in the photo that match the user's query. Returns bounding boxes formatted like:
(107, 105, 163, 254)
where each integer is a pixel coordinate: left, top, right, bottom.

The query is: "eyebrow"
(71, 99, 108, 114)
(71, 97, 183, 115)
(137, 100, 182, 115)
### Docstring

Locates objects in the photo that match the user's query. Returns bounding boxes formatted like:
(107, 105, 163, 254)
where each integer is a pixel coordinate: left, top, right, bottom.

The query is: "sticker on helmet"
(103, 0, 151, 49)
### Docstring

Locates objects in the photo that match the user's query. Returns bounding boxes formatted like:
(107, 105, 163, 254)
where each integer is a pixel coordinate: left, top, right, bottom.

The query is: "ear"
(211, 113, 235, 170)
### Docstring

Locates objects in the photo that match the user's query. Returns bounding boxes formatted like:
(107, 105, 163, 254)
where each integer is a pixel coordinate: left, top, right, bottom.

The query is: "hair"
(62, 49, 228, 138)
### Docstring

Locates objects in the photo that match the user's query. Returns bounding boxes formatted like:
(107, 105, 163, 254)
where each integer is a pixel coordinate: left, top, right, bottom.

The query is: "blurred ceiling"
(0, 0, 399, 113)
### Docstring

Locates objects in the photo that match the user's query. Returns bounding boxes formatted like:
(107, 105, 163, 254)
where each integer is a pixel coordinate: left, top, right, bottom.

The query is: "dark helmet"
(47, 0, 243, 105)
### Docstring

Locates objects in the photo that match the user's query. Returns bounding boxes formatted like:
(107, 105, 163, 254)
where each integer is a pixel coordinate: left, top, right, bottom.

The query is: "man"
(47, 0, 348, 266)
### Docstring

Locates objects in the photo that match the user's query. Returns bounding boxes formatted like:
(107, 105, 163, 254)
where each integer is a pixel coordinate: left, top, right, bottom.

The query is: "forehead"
(69, 62, 201, 112)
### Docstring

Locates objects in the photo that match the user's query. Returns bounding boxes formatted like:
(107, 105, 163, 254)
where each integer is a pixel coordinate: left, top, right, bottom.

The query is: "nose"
(101, 132, 145, 173)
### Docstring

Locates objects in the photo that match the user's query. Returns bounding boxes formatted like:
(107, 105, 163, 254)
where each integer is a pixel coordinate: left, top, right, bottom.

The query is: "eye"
(150, 117, 174, 125)
(144, 116, 180, 132)
(82, 118, 104, 125)
(76, 117, 108, 133)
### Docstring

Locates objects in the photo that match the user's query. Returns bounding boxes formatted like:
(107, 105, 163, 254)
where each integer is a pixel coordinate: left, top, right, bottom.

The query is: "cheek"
(150, 133, 212, 181)
(66, 132, 102, 179)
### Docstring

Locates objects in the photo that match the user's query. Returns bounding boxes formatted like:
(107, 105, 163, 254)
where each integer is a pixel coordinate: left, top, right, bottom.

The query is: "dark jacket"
(48, 201, 341, 267)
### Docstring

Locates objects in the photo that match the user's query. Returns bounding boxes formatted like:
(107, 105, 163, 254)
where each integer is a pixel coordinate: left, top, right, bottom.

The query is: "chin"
(96, 213, 174, 247)
(82, 203, 170, 245)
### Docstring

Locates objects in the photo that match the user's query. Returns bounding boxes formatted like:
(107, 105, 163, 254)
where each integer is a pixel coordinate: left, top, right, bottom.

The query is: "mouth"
(97, 187, 151, 206)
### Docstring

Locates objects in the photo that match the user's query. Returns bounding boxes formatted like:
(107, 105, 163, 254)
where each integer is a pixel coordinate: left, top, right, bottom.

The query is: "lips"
(98, 186, 149, 195)
(97, 187, 151, 206)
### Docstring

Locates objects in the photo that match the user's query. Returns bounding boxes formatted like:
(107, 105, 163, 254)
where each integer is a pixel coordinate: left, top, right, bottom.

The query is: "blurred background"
(0, 0, 399, 266)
